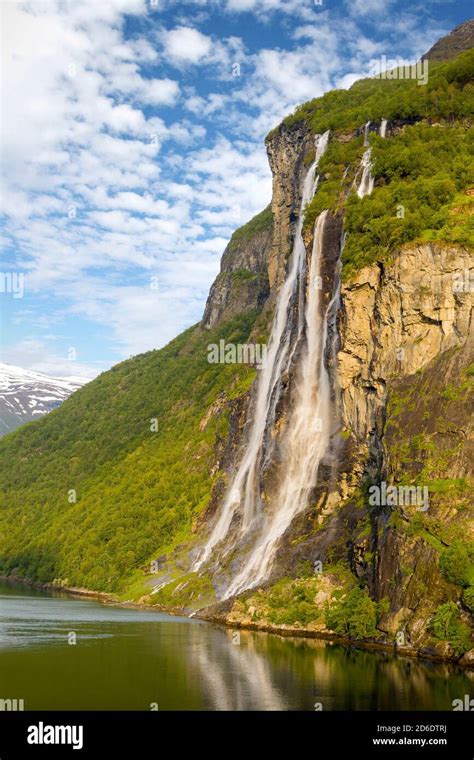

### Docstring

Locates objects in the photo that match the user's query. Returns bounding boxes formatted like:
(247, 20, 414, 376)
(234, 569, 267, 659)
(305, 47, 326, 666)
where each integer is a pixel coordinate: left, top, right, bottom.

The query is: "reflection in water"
(191, 628, 285, 710)
(0, 582, 470, 711)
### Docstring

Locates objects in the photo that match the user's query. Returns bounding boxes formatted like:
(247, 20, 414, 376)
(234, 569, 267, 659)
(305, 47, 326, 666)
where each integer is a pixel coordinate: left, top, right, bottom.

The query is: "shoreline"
(198, 611, 474, 668)
(2, 575, 472, 668)
(0, 575, 114, 602)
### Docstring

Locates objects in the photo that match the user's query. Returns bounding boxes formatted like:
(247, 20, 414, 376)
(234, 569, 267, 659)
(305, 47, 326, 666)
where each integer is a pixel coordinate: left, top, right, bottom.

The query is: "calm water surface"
(0, 581, 471, 710)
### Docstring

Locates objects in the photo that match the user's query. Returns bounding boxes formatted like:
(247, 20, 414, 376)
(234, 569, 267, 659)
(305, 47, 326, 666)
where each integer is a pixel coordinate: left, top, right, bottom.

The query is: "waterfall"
(356, 150, 374, 198)
(225, 210, 332, 598)
(356, 121, 374, 198)
(193, 131, 330, 573)
(356, 119, 387, 198)
(193, 118, 387, 598)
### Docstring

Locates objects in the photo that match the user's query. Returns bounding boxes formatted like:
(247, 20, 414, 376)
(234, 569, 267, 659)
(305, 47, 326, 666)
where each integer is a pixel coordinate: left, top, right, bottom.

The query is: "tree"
(432, 602, 471, 655)
(439, 541, 474, 588)
(325, 587, 379, 639)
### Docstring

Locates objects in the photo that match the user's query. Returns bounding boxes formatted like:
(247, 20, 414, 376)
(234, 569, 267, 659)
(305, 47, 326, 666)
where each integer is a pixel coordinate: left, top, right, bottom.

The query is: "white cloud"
(224, 0, 320, 20)
(347, 0, 394, 16)
(142, 78, 180, 104)
(161, 26, 212, 64)
(185, 92, 229, 117)
(1, 339, 105, 380)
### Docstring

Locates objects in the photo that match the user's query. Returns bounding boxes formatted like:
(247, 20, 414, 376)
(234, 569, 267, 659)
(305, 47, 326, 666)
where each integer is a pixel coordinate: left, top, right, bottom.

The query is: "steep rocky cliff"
(335, 244, 473, 659)
(198, 149, 471, 652)
(201, 206, 272, 329)
(182, 47, 473, 662)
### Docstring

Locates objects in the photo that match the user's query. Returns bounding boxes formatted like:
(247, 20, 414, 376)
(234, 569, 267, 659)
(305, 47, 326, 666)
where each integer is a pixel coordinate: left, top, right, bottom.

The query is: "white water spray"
(357, 119, 387, 198)
(193, 131, 330, 573)
(357, 121, 374, 198)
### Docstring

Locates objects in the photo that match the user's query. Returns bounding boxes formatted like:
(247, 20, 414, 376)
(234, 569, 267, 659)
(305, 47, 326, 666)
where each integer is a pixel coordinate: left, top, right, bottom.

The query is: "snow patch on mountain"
(0, 363, 89, 436)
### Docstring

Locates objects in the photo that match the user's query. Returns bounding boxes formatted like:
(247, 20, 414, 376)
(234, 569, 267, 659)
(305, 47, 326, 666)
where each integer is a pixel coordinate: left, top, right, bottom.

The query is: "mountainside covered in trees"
(0, 24, 473, 664)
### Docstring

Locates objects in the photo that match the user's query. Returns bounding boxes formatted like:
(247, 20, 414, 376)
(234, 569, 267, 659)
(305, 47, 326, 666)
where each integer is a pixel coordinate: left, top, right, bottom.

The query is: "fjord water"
(0, 582, 470, 711)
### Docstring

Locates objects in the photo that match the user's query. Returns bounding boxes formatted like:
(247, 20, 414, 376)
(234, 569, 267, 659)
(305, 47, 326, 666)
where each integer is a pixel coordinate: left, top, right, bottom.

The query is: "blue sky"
(1, 0, 472, 378)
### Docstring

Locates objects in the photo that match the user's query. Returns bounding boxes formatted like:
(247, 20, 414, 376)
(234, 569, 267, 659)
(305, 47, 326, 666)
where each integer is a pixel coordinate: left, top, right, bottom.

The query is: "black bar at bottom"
(0, 711, 472, 757)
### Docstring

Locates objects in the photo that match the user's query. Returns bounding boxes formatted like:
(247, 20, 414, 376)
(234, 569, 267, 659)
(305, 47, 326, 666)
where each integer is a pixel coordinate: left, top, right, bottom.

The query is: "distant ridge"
(0, 363, 88, 436)
(423, 18, 474, 61)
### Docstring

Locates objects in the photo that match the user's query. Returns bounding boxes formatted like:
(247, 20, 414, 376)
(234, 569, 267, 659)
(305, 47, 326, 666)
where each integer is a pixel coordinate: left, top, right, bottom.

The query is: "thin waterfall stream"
(357, 119, 387, 197)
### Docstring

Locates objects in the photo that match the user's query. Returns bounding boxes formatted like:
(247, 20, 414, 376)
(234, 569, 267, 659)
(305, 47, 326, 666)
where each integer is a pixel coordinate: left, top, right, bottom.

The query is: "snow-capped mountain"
(0, 363, 89, 437)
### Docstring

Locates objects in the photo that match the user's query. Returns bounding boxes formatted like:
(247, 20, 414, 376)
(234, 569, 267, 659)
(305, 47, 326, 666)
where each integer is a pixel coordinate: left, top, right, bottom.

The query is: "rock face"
(201, 118, 316, 331)
(336, 246, 473, 646)
(338, 244, 472, 456)
(423, 19, 474, 61)
(201, 209, 272, 330)
(265, 122, 314, 291)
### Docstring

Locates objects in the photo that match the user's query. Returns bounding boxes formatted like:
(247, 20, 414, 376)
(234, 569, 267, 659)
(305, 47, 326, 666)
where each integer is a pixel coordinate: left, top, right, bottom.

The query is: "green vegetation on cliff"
(294, 51, 474, 277)
(440, 541, 474, 588)
(324, 587, 382, 640)
(432, 601, 471, 654)
(227, 205, 273, 253)
(343, 123, 473, 273)
(279, 50, 474, 136)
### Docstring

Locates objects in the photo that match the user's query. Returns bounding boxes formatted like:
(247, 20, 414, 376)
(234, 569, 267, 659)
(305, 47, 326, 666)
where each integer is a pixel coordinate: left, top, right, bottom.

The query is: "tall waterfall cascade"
(193, 131, 330, 575)
(224, 209, 332, 599)
(193, 121, 384, 599)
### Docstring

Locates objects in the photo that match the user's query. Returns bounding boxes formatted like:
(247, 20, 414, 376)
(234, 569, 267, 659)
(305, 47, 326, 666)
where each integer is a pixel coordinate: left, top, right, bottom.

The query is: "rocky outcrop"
(338, 243, 472, 451)
(375, 334, 473, 644)
(424, 19, 474, 61)
(201, 120, 323, 331)
(334, 244, 473, 651)
(265, 122, 313, 290)
(201, 120, 315, 332)
(201, 210, 272, 330)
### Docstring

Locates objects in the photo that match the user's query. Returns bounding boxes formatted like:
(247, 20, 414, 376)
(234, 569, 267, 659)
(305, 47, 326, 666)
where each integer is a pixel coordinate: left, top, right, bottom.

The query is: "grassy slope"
(0, 312, 258, 591)
(226, 204, 272, 254)
(304, 122, 473, 278)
